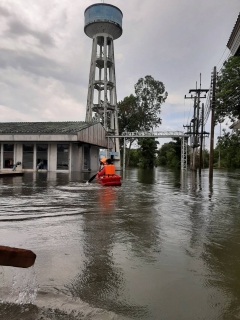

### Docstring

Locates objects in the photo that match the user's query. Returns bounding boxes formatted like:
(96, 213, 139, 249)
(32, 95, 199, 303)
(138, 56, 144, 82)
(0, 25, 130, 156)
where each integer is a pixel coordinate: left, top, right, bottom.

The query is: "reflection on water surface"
(0, 168, 240, 319)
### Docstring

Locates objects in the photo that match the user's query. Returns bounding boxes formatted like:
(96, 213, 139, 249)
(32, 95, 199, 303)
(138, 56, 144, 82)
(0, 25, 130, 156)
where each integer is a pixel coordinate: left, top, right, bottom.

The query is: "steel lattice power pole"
(209, 66, 217, 180)
(183, 123, 192, 169)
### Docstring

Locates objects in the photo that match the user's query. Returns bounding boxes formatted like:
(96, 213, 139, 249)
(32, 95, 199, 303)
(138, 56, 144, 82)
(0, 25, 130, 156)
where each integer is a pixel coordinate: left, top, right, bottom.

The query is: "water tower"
(84, 3, 123, 164)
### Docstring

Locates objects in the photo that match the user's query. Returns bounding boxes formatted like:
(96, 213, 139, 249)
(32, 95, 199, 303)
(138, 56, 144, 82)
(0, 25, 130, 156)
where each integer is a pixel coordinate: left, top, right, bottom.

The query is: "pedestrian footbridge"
(106, 131, 189, 171)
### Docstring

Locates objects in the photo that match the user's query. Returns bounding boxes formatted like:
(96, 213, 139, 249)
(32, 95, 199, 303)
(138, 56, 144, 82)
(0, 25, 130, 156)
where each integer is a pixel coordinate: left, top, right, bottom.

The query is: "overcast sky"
(0, 0, 239, 146)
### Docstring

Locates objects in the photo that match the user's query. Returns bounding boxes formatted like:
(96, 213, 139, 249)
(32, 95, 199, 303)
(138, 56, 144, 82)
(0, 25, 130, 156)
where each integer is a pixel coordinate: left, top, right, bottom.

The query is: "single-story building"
(0, 121, 114, 173)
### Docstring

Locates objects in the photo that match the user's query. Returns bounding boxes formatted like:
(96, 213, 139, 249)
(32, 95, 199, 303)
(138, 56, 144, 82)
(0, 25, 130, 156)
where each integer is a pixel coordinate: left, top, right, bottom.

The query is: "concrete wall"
(14, 144, 23, 170)
(91, 145, 100, 172)
(48, 143, 57, 172)
(71, 143, 81, 171)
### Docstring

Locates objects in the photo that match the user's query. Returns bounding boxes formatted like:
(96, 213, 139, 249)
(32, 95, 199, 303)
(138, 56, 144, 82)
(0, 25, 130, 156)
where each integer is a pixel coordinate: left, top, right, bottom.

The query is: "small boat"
(96, 174, 121, 186)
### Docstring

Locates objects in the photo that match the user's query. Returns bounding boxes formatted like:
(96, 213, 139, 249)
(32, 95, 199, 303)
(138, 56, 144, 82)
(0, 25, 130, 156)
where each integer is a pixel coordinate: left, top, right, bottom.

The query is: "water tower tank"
(84, 3, 123, 40)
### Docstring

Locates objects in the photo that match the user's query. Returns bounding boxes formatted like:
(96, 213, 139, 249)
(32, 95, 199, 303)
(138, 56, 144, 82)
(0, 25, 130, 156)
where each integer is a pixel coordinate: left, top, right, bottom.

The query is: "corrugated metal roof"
(0, 121, 94, 134)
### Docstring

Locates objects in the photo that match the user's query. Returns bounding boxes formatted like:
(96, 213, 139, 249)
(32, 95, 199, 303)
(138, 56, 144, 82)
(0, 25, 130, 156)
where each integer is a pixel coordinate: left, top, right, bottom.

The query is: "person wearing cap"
(97, 158, 114, 177)
(97, 157, 107, 177)
(99, 157, 106, 170)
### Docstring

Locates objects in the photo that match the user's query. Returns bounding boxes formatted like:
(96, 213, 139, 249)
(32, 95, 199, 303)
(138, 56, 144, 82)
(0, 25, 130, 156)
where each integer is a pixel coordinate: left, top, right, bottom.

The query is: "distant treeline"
(123, 130, 240, 169)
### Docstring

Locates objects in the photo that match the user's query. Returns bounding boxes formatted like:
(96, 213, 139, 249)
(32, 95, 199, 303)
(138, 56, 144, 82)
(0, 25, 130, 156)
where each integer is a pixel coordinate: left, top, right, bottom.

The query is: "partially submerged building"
(0, 121, 114, 172)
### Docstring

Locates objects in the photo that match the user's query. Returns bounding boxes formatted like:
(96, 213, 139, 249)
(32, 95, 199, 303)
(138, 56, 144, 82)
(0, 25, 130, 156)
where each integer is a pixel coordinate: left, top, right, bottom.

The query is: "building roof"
(0, 121, 113, 149)
(229, 119, 240, 129)
(0, 121, 93, 134)
(227, 13, 240, 56)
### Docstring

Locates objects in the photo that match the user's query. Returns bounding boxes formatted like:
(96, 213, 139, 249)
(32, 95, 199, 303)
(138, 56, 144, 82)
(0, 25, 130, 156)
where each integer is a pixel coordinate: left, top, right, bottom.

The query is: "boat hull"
(96, 174, 121, 186)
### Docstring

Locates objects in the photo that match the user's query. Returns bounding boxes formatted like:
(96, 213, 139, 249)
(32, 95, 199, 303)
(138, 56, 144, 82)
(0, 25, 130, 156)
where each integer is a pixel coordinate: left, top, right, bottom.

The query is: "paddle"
(87, 173, 98, 183)
(0, 245, 36, 268)
(87, 158, 108, 183)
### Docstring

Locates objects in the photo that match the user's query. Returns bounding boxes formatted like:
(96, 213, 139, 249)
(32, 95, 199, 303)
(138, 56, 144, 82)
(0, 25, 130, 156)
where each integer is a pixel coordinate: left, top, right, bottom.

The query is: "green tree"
(215, 129, 240, 168)
(118, 75, 168, 166)
(157, 139, 181, 168)
(118, 94, 138, 134)
(128, 148, 140, 167)
(138, 138, 159, 168)
(194, 148, 210, 168)
(134, 75, 168, 130)
(215, 56, 240, 124)
(118, 95, 138, 166)
(201, 149, 210, 168)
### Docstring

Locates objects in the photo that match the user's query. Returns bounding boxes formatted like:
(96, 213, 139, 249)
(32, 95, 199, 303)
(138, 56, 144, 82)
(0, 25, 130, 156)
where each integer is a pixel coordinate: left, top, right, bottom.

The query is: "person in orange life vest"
(97, 157, 107, 177)
(97, 158, 115, 177)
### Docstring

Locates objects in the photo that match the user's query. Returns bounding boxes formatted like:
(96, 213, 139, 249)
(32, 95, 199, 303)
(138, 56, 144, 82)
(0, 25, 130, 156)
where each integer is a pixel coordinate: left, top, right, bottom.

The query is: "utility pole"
(188, 89, 208, 143)
(209, 66, 217, 180)
(192, 97, 197, 171)
(218, 123, 221, 168)
(199, 103, 204, 175)
(185, 76, 208, 172)
(184, 94, 198, 170)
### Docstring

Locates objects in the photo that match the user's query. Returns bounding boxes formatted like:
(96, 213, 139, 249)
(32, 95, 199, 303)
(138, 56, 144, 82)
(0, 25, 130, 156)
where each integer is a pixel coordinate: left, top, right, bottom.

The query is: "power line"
(217, 51, 232, 74)
(216, 47, 228, 68)
(217, 84, 240, 103)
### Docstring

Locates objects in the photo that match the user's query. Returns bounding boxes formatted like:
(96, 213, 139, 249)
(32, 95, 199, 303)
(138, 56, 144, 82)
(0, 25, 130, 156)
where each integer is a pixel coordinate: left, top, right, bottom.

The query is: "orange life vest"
(104, 164, 115, 175)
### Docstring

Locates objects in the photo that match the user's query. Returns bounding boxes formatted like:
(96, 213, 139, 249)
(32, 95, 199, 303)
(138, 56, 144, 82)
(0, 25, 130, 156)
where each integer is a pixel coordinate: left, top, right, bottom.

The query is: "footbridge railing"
(107, 131, 188, 138)
(106, 131, 189, 172)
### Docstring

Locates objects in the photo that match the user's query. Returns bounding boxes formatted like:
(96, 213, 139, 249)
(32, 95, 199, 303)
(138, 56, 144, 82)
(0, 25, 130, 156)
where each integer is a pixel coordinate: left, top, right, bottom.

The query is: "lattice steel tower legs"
(84, 4, 123, 166)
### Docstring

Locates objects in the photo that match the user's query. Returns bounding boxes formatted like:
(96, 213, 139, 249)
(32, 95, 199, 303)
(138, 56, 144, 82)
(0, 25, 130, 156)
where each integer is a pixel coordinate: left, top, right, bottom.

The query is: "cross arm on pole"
(189, 89, 209, 93)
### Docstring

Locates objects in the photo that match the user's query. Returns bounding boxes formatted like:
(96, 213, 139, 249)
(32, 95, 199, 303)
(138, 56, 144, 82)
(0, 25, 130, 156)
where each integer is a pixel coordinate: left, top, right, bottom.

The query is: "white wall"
(14, 143, 23, 170)
(91, 146, 100, 172)
(71, 143, 80, 171)
(48, 143, 57, 172)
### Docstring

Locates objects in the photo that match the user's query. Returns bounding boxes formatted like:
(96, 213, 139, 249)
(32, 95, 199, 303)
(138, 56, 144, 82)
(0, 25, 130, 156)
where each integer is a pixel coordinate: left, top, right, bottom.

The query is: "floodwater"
(0, 168, 240, 320)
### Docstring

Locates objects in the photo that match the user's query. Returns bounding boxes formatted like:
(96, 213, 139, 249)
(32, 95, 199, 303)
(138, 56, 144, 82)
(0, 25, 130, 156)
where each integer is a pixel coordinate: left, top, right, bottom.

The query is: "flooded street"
(1, 167, 240, 319)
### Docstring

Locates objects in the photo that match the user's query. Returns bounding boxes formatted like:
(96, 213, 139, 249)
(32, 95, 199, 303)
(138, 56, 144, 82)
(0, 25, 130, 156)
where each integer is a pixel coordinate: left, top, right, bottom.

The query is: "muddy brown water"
(0, 168, 240, 320)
